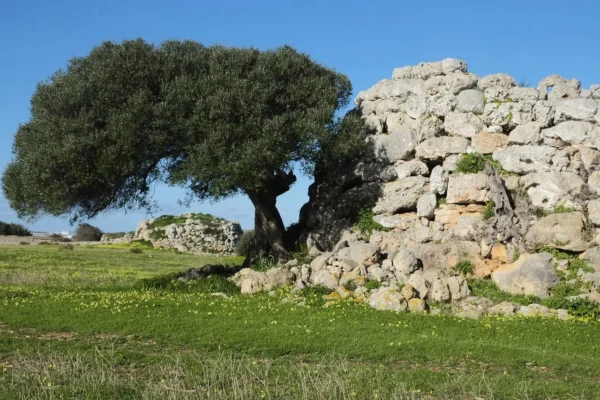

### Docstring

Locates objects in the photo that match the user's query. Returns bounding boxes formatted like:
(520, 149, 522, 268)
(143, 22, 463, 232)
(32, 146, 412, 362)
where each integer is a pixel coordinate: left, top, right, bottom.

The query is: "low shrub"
(50, 234, 71, 243)
(0, 221, 31, 236)
(455, 153, 486, 174)
(19, 241, 30, 245)
(482, 201, 495, 220)
(352, 205, 386, 237)
(58, 244, 75, 251)
(454, 260, 475, 275)
(343, 280, 358, 291)
(129, 248, 144, 254)
(364, 280, 381, 290)
(73, 223, 103, 241)
(469, 279, 541, 305)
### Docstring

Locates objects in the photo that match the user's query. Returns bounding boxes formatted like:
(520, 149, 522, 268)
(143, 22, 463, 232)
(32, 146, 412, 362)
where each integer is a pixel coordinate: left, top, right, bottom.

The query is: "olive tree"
(2, 39, 363, 261)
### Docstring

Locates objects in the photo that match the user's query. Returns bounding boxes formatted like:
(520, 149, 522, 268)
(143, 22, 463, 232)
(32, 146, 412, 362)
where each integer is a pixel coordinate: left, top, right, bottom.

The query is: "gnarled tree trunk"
(245, 170, 296, 263)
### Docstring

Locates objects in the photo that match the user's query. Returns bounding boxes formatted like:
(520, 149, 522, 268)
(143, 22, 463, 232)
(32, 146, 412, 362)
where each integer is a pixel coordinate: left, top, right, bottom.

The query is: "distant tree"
(1, 39, 364, 261)
(73, 223, 103, 242)
(0, 221, 31, 236)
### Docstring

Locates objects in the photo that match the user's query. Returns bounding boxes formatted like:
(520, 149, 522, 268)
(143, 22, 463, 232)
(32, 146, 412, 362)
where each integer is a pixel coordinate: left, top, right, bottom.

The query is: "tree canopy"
(2, 39, 364, 260)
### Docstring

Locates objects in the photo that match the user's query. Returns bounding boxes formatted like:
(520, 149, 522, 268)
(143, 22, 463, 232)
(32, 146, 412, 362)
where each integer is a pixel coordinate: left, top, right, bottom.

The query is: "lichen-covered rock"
(394, 160, 429, 180)
(542, 121, 600, 150)
(407, 298, 426, 312)
(491, 253, 559, 298)
(588, 199, 600, 226)
(525, 212, 590, 252)
(348, 242, 380, 266)
(417, 194, 437, 218)
(392, 249, 420, 275)
(411, 241, 483, 272)
(457, 89, 484, 114)
(368, 288, 407, 312)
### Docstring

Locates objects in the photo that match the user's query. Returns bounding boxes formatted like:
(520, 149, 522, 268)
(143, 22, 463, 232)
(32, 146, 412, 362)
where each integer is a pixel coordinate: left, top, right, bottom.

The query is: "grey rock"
(588, 199, 600, 226)
(588, 171, 600, 195)
(373, 130, 418, 163)
(521, 171, 585, 211)
(411, 241, 482, 272)
(543, 121, 600, 150)
(492, 145, 556, 174)
(373, 213, 419, 230)
(457, 89, 485, 114)
(374, 176, 429, 214)
(444, 111, 484, 138)
(348, 242, 380, 266)
(488, 301, 518, 316)
(525, 213, 590, 252)
(429, 278, 451, 302)
(509, 87, 541, 106)
(417, 193, 437, 219)
(408, 271, 431, 299)
(492, 253, 559, 298)
(445, 72, 479, 94)
(446, 275, 470, 300)
(392, 249, 421, 275)
(407, 298, 426, 313)
(418, 115, 444, 141)
(478, 73, 517, 90)
(508, 122, 542, 145)
(554, 98, 598, 123)
(367, 266, 385, 282)
(311, 270, 339, 290)
(532, 100, 555, 128)
(394, 160, 429, 180)
(446, 173, 490, 204)
(441, 58, 468, 74)
(429, 166, 449, 195)
(368, 288, 407, 312)
(427, 93, 457, 117)
(580, 247, 600, 272)
(416, 136, 470, 159)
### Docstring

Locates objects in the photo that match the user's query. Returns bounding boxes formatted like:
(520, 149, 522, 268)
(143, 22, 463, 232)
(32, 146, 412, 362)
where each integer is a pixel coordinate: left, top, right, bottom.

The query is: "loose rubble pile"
(229, 59, 600, 318)
(102, 213, 242, 255)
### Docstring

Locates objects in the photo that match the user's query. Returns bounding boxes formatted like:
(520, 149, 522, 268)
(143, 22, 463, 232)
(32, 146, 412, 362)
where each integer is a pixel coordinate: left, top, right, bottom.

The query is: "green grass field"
(1, 244, 599, 399)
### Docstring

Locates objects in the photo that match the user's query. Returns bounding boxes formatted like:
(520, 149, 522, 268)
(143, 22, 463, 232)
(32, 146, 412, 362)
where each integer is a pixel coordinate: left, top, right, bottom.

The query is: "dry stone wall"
(272, 59, 600, 315)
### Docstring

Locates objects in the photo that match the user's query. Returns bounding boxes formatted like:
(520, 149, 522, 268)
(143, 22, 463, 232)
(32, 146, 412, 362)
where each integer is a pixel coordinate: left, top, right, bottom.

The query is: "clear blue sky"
(1, 0, 599, 232)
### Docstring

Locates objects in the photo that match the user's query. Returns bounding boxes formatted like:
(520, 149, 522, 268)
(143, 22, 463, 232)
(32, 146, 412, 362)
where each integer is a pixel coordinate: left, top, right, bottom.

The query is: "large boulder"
(554, 99, 598, 123)
(491, 253, 559, 298)
(446, 174, 490, 204)
(373, 130, 417, 163)
(429, 166, 449, 195)
(521, 171, 586, 211)
(415, 137, 469, 159)
(472, 132, 509, 154)
(542, 121, 600, 150)
(508, 122, 542, 145)
(456, 90, 485, 114)
(348, 242, 380, 266)
(492, 145, 557, 174)
(368, 288, 407, 312)
(444, 111, 484, 138)
(411, 241, 483, 272)
(373, 176, 429, 214)
(525, 212, 590, 252)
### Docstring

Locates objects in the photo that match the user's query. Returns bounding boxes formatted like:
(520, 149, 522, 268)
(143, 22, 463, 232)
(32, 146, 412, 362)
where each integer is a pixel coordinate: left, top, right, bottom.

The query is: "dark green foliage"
(536, 246, 572, 260)
(130, 239, 154, 249)
(537, 204, 576, 217)
(454, 260, 475, 275)
(455, 153, 486, 174)
(364, 280, 381, 290)
(235, 230, 256, 257)
(102, 231, 134, 239)
(129, 248, 143, 254)
(352, 205, 386, 237)
(0, 221, 31, 236)
(149, 229, 167, 241)
(343, 280, 358, 291)
(2, 39, 360, 262)
(50, 234, 71, 243)
(19, 242, 30, 245)
(482, 201, 495, 220)
(469, 279, 542, 305)
(58, 244, 75, 251)
(73, 223, 103, 241)
(298, 285, 333, 306)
